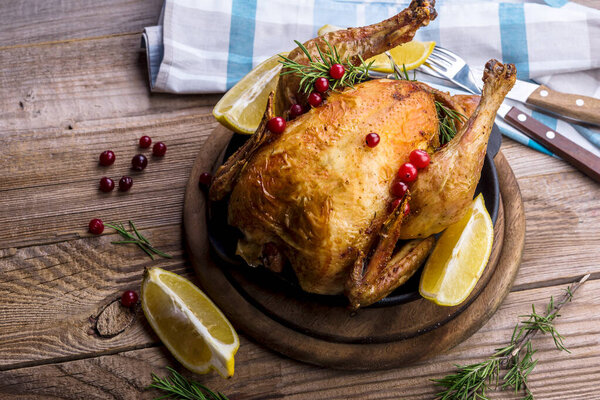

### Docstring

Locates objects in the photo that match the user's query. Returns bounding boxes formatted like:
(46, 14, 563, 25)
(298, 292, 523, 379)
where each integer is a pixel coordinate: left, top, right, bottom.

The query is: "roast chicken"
(210, 0, 516, 309)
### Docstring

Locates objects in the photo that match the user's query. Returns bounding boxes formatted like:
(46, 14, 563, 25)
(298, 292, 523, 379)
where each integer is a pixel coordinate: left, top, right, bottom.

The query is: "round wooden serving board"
(183, 125, 526, 370)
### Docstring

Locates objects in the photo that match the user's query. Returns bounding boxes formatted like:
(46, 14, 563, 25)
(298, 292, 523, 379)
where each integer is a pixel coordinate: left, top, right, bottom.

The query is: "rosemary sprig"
(279, 39, 374, 94)
(106, 220, 172, 260)
(387, 53, 416, 82)
(433, 274, 589, 400)
(435, 101, 466, 145)
(149, 367, 228, 400)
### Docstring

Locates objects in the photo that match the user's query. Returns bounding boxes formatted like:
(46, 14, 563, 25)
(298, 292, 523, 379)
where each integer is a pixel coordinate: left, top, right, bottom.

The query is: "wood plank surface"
(0, 113, 218, 248)
(1, 0, 600, 398)
(0, 0, 163, 46)
(0, 34, 219, 133)
(0, 224, 187, 369)
(500, 141, 600, 290)
(1, 279, 598, 399)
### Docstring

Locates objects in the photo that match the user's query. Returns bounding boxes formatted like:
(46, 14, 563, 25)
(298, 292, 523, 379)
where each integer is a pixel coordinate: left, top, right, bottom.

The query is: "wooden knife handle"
(505, 107, 600, 183)
(527, 84, 600, 126)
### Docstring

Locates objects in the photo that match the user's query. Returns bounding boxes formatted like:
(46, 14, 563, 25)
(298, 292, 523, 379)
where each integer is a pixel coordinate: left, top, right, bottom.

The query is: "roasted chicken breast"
(230, 79, 439, 295)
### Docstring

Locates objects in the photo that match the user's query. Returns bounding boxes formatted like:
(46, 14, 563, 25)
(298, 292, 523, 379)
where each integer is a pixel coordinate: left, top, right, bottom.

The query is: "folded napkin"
(142, 0, 600, 157)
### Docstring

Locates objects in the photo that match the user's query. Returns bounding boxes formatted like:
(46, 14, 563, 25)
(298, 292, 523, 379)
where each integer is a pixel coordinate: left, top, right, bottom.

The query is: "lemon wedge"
(213, 53, 286, 135)
(141, 267, 239, 378)
(419, 194, 494, 306)
(367, 41, 435, 73)
(317, 24, 343, 36)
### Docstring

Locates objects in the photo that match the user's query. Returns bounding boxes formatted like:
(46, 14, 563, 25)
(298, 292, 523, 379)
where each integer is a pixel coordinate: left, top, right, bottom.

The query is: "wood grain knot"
(91, 299, 137, 338)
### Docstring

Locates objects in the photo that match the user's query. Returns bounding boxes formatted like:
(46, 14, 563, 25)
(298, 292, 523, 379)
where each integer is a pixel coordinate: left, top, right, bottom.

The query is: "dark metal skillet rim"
(207, 124, 501, 308)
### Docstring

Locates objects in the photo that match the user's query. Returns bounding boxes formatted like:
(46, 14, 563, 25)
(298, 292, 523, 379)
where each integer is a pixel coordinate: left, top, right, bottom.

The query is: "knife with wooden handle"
(498, 104, 600, 183)
(506, 80, 600, 127)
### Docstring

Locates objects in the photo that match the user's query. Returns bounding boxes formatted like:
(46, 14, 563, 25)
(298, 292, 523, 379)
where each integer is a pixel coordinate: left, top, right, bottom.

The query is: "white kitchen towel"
(142, 0, 600, 157)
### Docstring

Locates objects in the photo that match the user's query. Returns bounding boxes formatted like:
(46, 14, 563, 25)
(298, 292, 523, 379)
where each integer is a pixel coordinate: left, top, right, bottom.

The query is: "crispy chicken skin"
(228, 79, 439, 295)
(209, 0, 516, 308)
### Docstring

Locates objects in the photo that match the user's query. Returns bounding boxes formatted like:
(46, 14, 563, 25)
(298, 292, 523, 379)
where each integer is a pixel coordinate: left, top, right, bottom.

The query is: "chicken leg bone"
(277, 0, 437, 113)
(399, 59, 517, 239)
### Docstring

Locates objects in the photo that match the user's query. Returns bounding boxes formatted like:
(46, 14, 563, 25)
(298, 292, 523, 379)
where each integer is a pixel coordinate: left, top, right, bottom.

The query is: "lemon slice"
(213, 53, 287, 135)
(318, 24, 343, 36)
(141, 267, 239, 378)
(367, 41, 435, 73)
(419, 194, 494, 306)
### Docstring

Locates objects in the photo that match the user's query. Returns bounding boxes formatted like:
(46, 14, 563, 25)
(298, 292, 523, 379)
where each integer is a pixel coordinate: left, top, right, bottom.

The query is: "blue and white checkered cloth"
(142, 0, 600, 157)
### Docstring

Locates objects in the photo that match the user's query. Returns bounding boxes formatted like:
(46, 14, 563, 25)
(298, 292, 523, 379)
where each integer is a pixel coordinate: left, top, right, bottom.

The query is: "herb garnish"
(387, 54, 416, 82)
(433, 274, 589, 400)
(386, 53, 463, 146)
(279, 39, 374, 94)
(106, 221, 172, 260)
(280, 40, 463, 145)
(435, 101, 466, 145)
(149, 367, 228, 400)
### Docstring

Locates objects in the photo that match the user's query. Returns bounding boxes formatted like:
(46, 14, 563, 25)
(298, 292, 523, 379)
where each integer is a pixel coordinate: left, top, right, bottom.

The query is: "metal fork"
(418, 46, 481, 95)
(418, 47, 560, 158)
(368, 47, 481, 95)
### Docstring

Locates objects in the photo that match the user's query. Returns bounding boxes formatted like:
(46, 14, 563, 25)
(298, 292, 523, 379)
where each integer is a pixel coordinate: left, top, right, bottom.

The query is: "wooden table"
(1, 2, 599, 399)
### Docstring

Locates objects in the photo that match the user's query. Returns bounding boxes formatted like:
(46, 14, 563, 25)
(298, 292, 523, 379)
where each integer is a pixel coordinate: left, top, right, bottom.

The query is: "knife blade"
(505, 79, 600, 128)
(497, 103, 600, 183)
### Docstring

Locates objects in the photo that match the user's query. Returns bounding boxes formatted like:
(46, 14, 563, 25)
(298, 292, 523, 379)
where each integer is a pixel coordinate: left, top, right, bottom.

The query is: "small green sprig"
(106, 221, 172, 260)
(149, 367, 228, 400)
(279, 39, 374, 94)
(433, 274, 589, 400)
(435, 101, 466, 145)
(388, 55, 416, 82)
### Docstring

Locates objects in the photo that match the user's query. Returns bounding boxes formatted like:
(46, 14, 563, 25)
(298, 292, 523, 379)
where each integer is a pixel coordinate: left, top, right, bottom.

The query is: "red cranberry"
(289, 104, 304, 118)
(121, 290, 138, 308)
(391, 180, 408, 198)
(99, 150, 115, 166)
(389, 198, 402, 213)
(267, 117, 286, 134)
(404, 203, 411, 216)
(199, 172, 212, 187)
(314, 77, 329, 93)
(152, 142, 167, 157)
(119, 176, 133, 191)
(307, 92, 323, 107)
(398, 162, 418, 182)
(88, 218, 104, 234)
(139, 135, 152, 148)
(365, 133, 380, 148)
(131, 154, 148, 171)
(409, 149, 431, 169)
(329, 63, 345, 79)
(99, 177, 114, 192)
